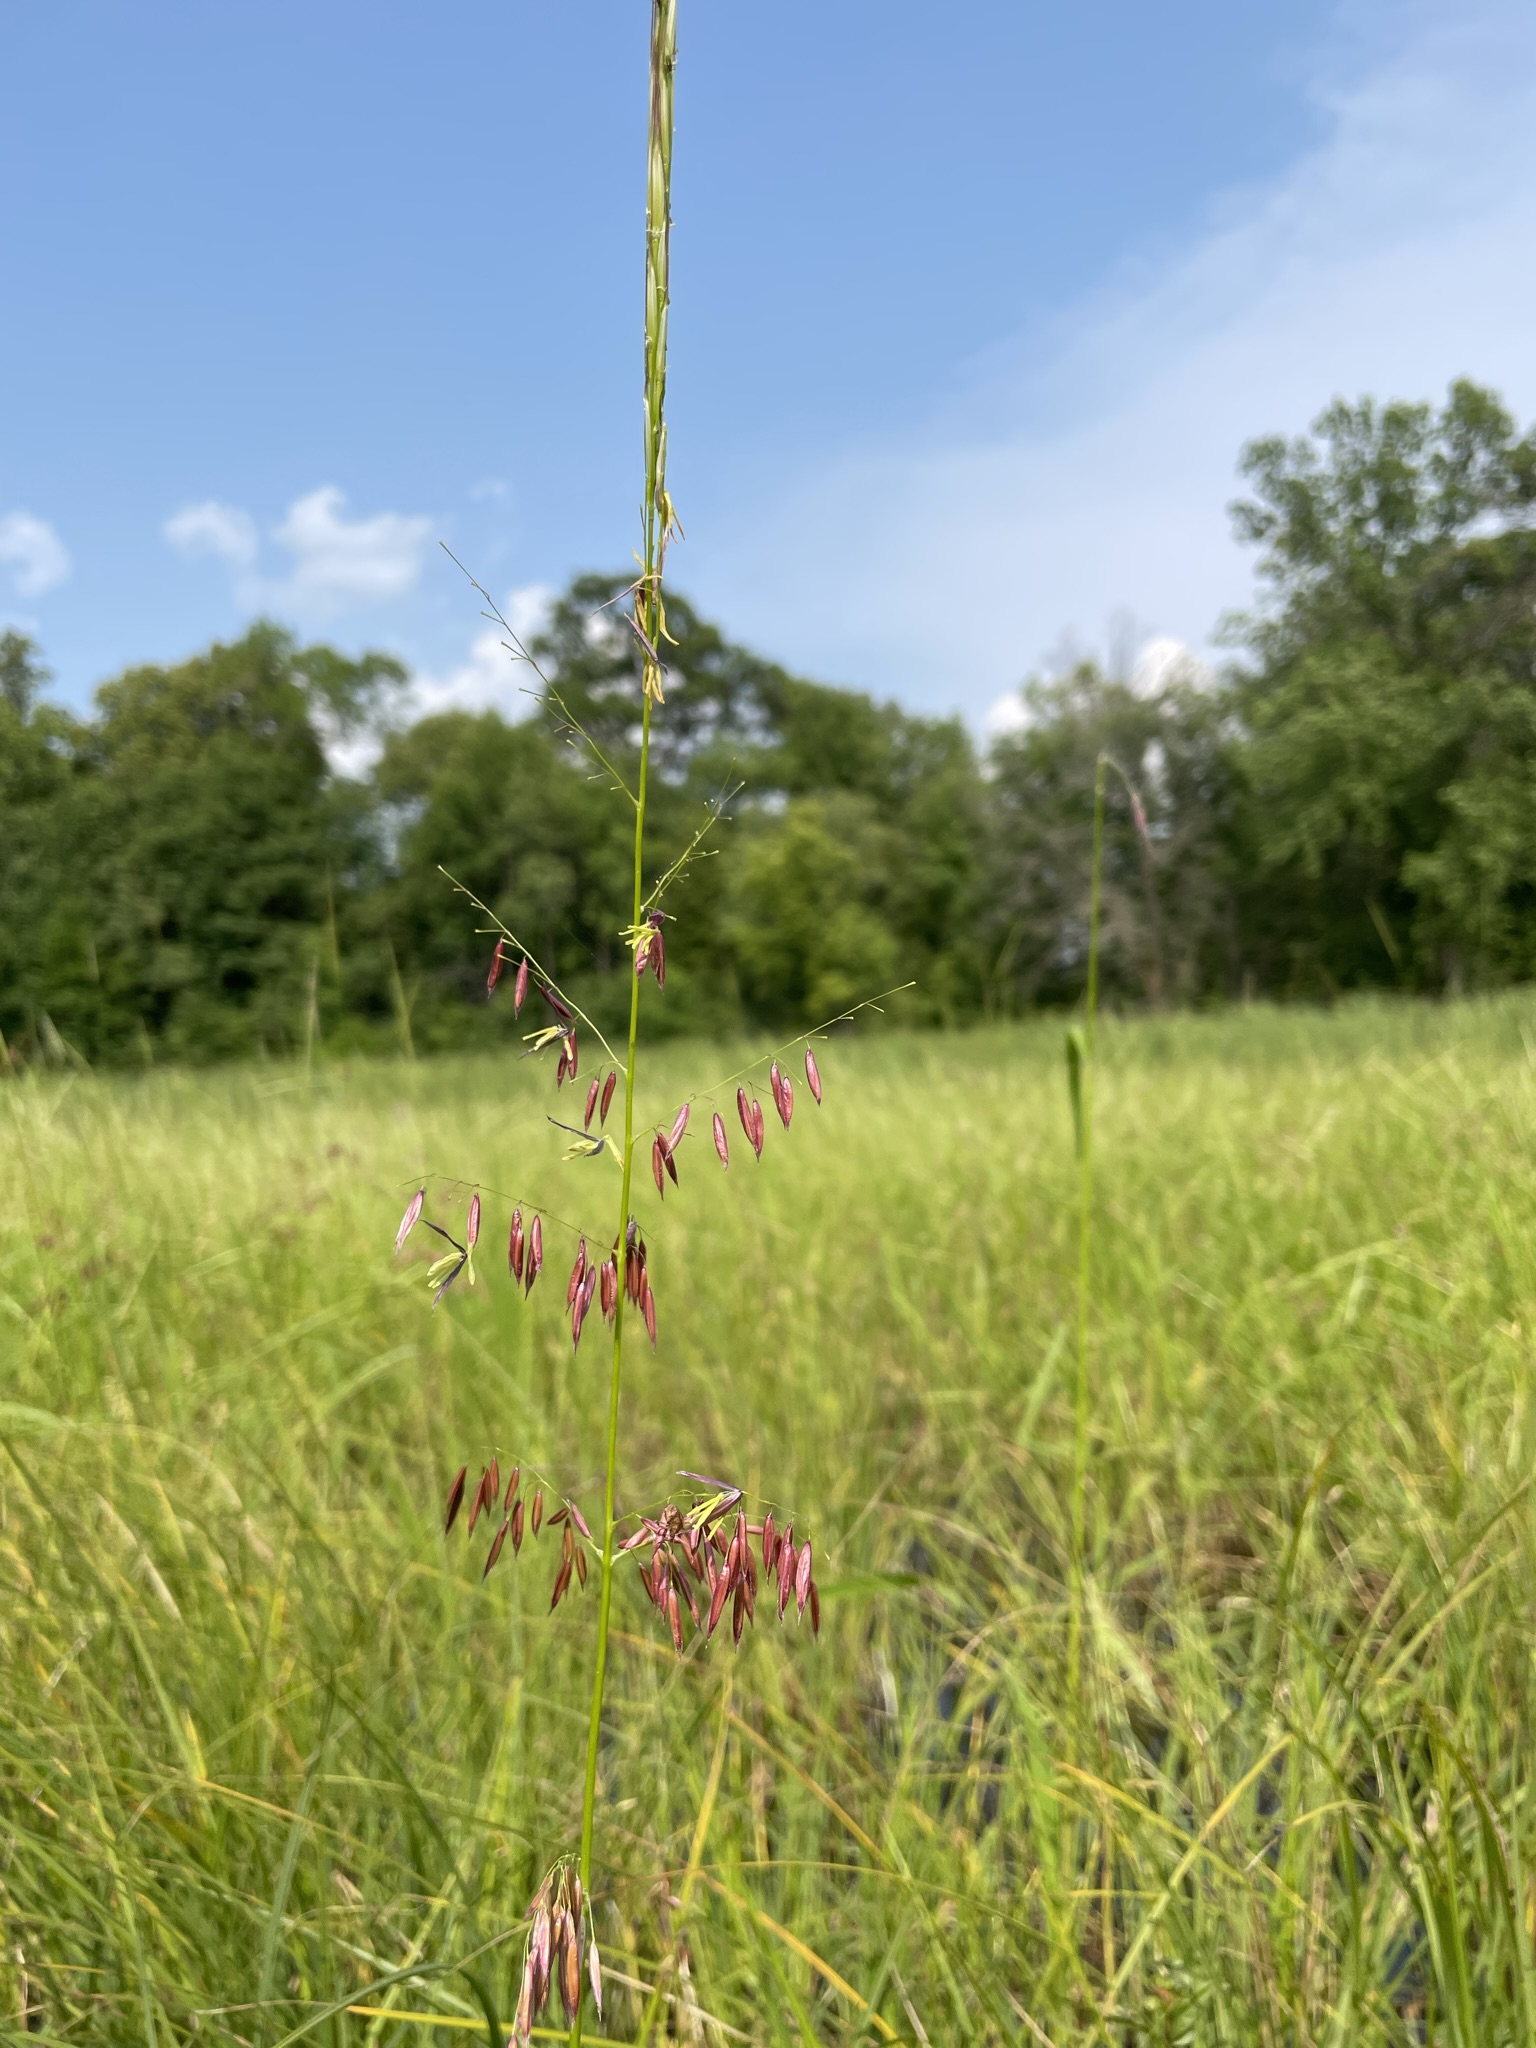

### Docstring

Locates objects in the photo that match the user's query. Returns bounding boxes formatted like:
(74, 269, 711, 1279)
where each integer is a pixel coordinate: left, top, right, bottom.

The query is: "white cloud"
(164, 499, 258, 567)
(409, 583, 554, 719)
(0, 512, 71, 596)
(273, 487, 432, 608)
(693, 0, 1536, 724)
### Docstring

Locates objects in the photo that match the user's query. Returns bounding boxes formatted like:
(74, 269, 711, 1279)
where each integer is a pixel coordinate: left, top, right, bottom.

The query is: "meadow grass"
(6, 997, 1536, 2044)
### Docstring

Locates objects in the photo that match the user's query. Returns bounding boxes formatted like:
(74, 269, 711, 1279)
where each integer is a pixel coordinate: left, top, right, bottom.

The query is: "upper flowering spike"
(509, 1206, 525, 1281)
(466, 1192, 481, 1252)
(712, 1112, 729, 1170)
(487, 939, 506, 995)
(804, 1045, 823, 1105)
(513, 955, 530, 1016)
(600, 1070, 617, 1125)
(395, 1188, 425, 1255)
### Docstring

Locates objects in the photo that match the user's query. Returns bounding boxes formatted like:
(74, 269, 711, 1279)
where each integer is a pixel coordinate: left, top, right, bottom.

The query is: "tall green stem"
(571, 8, 674, 2042)
(1066, 753, 1106, 1721)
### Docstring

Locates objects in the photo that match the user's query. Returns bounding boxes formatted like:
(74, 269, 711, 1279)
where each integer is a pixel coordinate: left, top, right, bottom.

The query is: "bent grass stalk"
(1066, 751, 1106, 1724)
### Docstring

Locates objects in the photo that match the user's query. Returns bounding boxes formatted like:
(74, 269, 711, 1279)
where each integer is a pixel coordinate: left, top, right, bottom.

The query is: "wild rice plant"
(396, 9, 855, 2038)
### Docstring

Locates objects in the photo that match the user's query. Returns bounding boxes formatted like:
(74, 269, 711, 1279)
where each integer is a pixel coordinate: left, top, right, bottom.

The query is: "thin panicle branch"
(435, 866, 622, 1068)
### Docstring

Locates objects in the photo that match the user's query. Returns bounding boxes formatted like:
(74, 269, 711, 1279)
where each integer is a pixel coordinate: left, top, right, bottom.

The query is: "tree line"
(3, 379, 1534, 1067)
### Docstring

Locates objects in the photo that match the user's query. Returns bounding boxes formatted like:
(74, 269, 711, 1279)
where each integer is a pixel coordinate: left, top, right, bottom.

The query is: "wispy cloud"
(409, 583, 553, 718)
(164, 499, 258, 567)
(164, 485, 435, 619)
(694, 0, 1536, 722)
(272, 487, 432, 609)
(0, 511, 71, 597)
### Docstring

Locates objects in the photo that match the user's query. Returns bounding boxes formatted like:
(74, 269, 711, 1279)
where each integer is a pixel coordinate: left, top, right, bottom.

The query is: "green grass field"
(6, 999, 1536, 2045)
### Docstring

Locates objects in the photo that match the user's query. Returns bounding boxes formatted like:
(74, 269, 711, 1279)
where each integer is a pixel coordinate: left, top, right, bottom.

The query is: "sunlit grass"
(6, 997, 1536, 2043)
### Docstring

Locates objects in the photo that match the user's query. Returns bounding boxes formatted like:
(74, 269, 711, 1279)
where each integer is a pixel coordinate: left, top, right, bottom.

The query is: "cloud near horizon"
(690, 0, 1536, 728)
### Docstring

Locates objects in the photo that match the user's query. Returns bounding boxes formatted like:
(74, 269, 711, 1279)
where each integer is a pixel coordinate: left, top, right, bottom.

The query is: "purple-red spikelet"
(761, 1509, 775, 1572)
(712, 1111, 729, 1169)
(736, 1086, 752, 1143)
(795, 1538, 813, 1616)
(805, 1044, 823, 1105)
(484, 1518, 509, 1577)
(642, 1276, 657, 1347)
(770, 1061, 785, 1122)
(488, 1454, 500, 1504)
(526, 1214, 543, 1295)
(466, 1192, 481, 1251)
(505, 1464, 520, 1509)
(444, 1465, 468, 1534)
(567, 1237, 588, 1310)
(510, 1496, 525, 1553)
(750, 1099, 765, 1160)
(600, 1069, 617, 1125)
(395, 1188, 425, 1255)
(531, 1488, 544, 1537)
(487, 939, 506, 994)
(583, 1075, 600, 1129)
(599, 1256, 617, 1322)
(778, 1073, 794, 1127)
(513, 955, 529, 1015)
(1131, 787, 1152, 856)
(508, 1206, 524, 1280)
(651, 1134, 666, 1196)
(467, 1469, 489, 1537)
(668, 1102, 690, 1150)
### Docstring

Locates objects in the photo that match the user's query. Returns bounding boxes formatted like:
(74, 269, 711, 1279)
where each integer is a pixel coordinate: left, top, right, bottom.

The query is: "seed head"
(777, 1073, 794, 1128)
(805, 1044, 823, 1105)
(487, 938, 506, 995)
(394, 1188, 425, 1255)
(510, 1496, 525, 1553)
(488, 1454, 500, 1503)
(770, 1060, 785, 1122)
(600, 1069, 617, 1125)
(504, 1463, 520, 1509)
(483, 1518, 510, 1577)
(599, 1256, 617, 1322)
(750, 1099, 765, 1160)
(508, 1205, 525, 1281)
(567, 1237, 588, 1309)
(531, 1487, 544, 1536)
(651, 1134, 666, 1196)
(736, 1085, 752, 1142)
(513, 954, 530, 1016)
(712, 1111, 729, 1169)
(444, 1464, 467, 1534)
(467, 1468, 489, 1537)
(466, 1192, 481, 1252)
(668, 1102, 690, 1150)
(795, 1538, 813, 1616)
(583, 1076, 600, 1129)
(642, 1275, 657, 1347)
(761, 1509, 775, 1572)
(526, 1214, 543, 1295)
(587, 1936, 603, 2018)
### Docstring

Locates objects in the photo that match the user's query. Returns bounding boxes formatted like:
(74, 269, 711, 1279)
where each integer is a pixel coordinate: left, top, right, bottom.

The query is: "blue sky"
(3, 0, 1534, 728)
